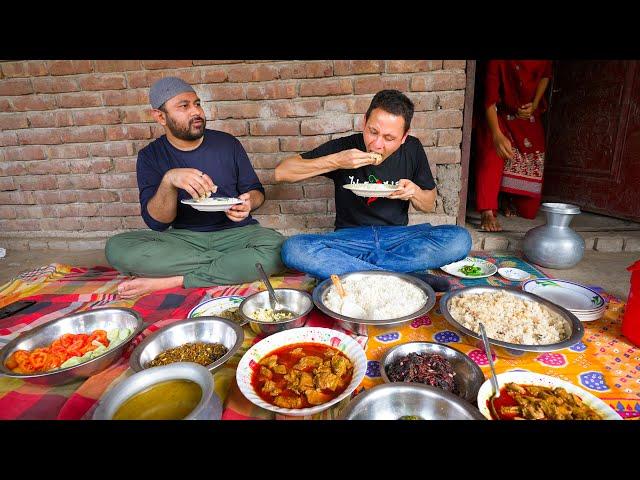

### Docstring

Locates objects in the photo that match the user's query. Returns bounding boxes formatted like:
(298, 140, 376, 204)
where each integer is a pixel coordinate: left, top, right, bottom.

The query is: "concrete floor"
(0, 248, 637, 301)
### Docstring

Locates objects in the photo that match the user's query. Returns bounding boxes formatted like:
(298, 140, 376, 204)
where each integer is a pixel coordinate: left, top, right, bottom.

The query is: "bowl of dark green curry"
(129, 317, 244, 373)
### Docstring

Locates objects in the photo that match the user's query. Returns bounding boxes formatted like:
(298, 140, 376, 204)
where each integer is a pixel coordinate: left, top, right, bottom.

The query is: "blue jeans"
(281, 224, 472, 280)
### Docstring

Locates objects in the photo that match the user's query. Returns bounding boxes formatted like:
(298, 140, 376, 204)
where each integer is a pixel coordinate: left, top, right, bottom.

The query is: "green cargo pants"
(105, 224, 285, 288)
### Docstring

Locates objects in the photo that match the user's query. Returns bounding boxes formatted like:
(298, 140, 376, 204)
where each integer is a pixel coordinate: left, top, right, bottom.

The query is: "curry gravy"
(113, 379, 202, 420)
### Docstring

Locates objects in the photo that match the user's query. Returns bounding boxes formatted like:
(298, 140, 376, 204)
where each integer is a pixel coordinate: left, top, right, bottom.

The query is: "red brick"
(1, 61, 40, 78)
(0, 131, 19, 146)
(215, 102, 262, 119)
(122, 216, 146, 229)
(78, 74, 127, 91)
(238, 137, 280, 153)
(279, 136, 330, 152)
(193, 60, 243, 65)
(302, 183, 334, 198)
(40, 218, 84, 231)
(83, 217, 124, 230)
(334, 60, 384, 75)
(437, 91, 465, 109)
(227, 65, 279, 82)
(57, 174, 101, 190)
(0, 98, 10, 111)
(100, 203, 140, 216)
(279, 61, 334, 79)
(246, 82, 297, 100)
(410, 129, 438, 147)
(263, 184, 303, 200)
(150, 124, 166, 139)
(306, 62, 334, 78)
(437, 129, 463, 146)
(118, 189, 139, 203)
(71, 108, 121, 126)
(0, 161, 27, 176)
(0, 78, 33, 96)
(269, 100, 322, 118)
(248, 154, 280, 169)
(69, 158, 113, 174)
(410, 71, 467, 91)
(255, 169, 276, 185)
(406, 92, 438, 111)
(114, 157, 137, 172)
(126, 71, 155, 89)
(45, 204, 100, 217)
(0, 191, 35, 203)
(386, 60, 442, 73)
(15, 175, 58, 190)
(203, 84, 246, 101)
(200, 67, 228, 83)
(25, 159, 70, 175)
(209, 120, 248, 137)
(353, 76, 410, 95)
(0, 113, 28, 129)
(165, 69, 203, 86)
(33, 190, 77, 203)
(328, 198, 335, 213)
(89, 142, 134, 157)
(3, 145, 44, 161)
(1, 219, 41, 231)
(56, 92, 103, 108)
(99, 174, 137, 189)
(106, 125, 152, 141)
(102, 89, 148, 106)
(425, 147, 461, 164)
(120, 108, 153, 124)
(61, 126, 105, 143)
(277, 63, 306, 79)
(0, 206, 17, 219)
(75, 190, 120, 203)
(412, 110, 463, 129)
(142, 60, 194, 70)
(253, 200, 280, 215)
(32, 77, 79, 94)
(299, 78, 353, 97)
(280, 200, 327, 214)
(252, 215, 306, 231)
(249, 120, 299, 136)
(27, 111, 74, 128)
(0, 177, 16, 190)
(305, 215, 335, 229)
(47, 144, 90, 159)
(95, 60, 142, 72)
(10, 95, 57, 111)
(48, 60, 93, 75)
(324, 96, 373, 114)
(16, 128, 62, 145)
(443, 60, 467, 69)
(301, 115, 353, 135)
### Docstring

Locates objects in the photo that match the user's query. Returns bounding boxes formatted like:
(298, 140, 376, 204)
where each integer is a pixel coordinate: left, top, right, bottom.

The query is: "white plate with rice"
(439, 286, 584, 352)
(342, 183, 401, 198)
(181, 197, 243, 212)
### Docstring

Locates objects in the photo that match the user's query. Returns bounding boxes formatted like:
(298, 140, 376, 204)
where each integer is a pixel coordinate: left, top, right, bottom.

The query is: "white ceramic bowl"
(236, 327, 367, 417)
(476, 371, 621, 420)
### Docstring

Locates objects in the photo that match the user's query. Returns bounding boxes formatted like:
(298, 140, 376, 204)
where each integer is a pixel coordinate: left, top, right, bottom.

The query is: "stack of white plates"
(522, 278, 606, 322)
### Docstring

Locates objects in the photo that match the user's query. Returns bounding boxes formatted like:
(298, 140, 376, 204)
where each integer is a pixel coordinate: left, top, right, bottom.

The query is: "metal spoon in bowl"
(330, 274, 366, 318)
(479, 322, 501, 419)
(254, 263, 296, 319)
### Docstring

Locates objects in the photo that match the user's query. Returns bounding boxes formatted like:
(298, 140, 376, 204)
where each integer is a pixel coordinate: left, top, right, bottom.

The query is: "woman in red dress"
(475, 60, 553, 231)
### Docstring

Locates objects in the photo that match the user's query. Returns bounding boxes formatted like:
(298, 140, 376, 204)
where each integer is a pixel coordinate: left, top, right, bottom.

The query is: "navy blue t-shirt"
(137, 129, 264, 232)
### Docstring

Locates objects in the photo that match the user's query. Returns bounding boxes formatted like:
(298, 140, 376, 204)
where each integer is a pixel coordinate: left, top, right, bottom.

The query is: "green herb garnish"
(460, 265, 483, 276)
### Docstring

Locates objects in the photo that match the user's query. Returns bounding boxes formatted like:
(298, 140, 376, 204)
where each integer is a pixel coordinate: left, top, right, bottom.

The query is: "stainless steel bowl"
(380, 341, 484, 403)
(93, 362, 222, 420)
(312, 271, 436, 336)
(129, 316, 244, 373)
(239, 289, 313, 336)
(440, 286, 584, 352)
(0, 308, 144, 386)
(339, 382, 486, 420)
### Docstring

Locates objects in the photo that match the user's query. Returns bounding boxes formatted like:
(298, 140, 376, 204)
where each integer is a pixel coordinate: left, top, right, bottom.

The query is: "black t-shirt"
(300, 133, 436, 229)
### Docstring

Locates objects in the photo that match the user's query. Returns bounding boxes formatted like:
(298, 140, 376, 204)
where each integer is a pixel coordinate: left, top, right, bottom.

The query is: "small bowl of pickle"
(129, 317, 244, 373)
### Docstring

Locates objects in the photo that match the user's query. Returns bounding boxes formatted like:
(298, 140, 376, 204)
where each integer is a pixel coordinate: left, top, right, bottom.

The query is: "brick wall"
(0, 60, 468, 250)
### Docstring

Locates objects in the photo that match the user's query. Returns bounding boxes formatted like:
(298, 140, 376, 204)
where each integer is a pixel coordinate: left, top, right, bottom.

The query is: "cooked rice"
(324, 275, 426, 320)
(448, 291, 568, 345)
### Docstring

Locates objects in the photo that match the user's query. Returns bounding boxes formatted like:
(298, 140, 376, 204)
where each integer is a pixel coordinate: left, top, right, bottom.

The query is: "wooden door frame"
(457, 60, 476, 226)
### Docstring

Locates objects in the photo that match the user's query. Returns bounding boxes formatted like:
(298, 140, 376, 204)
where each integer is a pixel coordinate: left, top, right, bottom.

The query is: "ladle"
(479, 322, 500, 419)
(255, 263, 296, 318)
(330, 274, 366, 318)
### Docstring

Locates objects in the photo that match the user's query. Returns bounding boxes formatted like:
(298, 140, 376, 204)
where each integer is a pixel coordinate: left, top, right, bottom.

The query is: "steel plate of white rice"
(323, 275, 427, 320)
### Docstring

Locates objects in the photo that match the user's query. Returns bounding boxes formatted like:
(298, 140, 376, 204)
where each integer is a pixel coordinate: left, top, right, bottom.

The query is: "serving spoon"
(330, 274, 366, 318)
(479, 322, 501, 419)
(255, 263, 296, 318)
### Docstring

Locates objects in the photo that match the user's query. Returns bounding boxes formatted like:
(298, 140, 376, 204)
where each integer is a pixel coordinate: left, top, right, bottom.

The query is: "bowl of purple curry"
(380, 341, 484, 403)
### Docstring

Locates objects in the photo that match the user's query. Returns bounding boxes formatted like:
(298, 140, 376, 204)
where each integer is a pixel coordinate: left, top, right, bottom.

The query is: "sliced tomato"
(79, 342, 98, 355)
(88, 330, 109, 347)
(29, 351, 48, 370)
(12, 350, 31, 365)
(59, 333, 76, 349)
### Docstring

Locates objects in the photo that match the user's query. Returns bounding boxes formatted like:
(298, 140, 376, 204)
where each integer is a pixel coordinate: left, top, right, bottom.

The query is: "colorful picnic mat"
(0, 252, 637, 420)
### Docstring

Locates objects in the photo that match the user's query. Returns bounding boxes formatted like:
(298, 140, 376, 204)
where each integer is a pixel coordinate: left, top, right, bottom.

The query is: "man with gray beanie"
(105, 77, 285, 298)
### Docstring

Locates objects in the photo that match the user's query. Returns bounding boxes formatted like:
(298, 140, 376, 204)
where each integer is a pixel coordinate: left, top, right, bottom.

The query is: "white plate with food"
(497, 267, 530, 282)
(522, 278, 606, 311)
(181, 197, 243, 212)
(236, 327, 367, 417)
(188, 295, 246, 325)
(342, 182, 401, 198)
(477, 371, 621, 420)
(441, 257, 498, 279)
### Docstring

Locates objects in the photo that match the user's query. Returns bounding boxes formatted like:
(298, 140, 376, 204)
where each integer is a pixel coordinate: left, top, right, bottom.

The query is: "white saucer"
(181, 197, 243, 212)
(497, 267, 530, 282)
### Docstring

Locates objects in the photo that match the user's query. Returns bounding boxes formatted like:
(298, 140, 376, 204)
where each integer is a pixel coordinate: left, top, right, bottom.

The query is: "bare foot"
(501, 197, 518, 217)
(480, 210, 502, 232)
(117, 276, 184, 299)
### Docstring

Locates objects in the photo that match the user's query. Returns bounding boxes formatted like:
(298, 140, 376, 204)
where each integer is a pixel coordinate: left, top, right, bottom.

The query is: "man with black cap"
(105, 77, 285, 298)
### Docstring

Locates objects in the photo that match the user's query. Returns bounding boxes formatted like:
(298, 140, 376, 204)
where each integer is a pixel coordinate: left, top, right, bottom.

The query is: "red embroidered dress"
(475, 60, 553, 218)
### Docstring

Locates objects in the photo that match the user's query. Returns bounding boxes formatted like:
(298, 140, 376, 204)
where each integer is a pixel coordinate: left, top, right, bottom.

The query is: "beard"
(165, 114, 206, 141)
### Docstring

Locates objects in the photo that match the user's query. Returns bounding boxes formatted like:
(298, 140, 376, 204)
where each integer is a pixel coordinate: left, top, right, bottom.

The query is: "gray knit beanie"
(149, 76, 196, 109)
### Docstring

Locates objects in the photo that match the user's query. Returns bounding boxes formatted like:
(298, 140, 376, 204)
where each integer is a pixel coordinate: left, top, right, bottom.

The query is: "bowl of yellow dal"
(92, 362, 221, 420)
